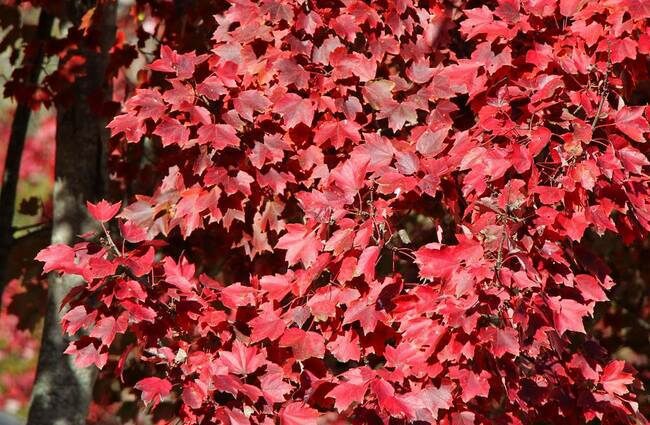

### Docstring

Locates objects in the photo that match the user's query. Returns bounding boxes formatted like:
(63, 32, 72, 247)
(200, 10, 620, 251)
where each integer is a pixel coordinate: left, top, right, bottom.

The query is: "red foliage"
(0, 279, 39, 414)
(39, 1, 650, 424)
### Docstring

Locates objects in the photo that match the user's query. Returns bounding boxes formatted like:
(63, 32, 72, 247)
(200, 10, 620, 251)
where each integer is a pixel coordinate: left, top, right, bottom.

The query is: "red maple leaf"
(135, 377, 173, 405)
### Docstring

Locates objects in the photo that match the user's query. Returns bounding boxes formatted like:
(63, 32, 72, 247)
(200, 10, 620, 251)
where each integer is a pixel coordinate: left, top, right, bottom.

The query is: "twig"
(12, 221, 50, 233)
(591, 43, 612, 130)
(101, 222, 122, 257)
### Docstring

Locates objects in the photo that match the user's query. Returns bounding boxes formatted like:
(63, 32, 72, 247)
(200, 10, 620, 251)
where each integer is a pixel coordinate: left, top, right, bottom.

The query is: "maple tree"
(3, 0, 650, 424)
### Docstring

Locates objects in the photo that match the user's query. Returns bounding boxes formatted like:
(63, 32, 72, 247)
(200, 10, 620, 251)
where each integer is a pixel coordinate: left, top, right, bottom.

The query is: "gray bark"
(26, 2, 116, 425)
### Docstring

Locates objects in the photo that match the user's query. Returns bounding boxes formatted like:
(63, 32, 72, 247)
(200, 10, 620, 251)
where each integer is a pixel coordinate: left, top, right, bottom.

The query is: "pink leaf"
(135, 377, 173, 405)
(86, 200, 121, 222)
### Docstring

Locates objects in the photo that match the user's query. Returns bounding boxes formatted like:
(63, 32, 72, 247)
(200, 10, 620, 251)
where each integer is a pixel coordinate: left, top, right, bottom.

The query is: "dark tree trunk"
(0, 9, 53, 301)
(26, 2, 116, 425)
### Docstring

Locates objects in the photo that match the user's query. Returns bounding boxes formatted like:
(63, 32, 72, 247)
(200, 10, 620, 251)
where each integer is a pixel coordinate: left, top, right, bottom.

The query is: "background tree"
(26, 2, 117, 425)
(0, 7, 52, 298)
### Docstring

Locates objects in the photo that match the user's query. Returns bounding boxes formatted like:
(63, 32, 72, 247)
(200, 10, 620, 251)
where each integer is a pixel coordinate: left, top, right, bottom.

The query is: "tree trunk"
(26, 2, 116, 425)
